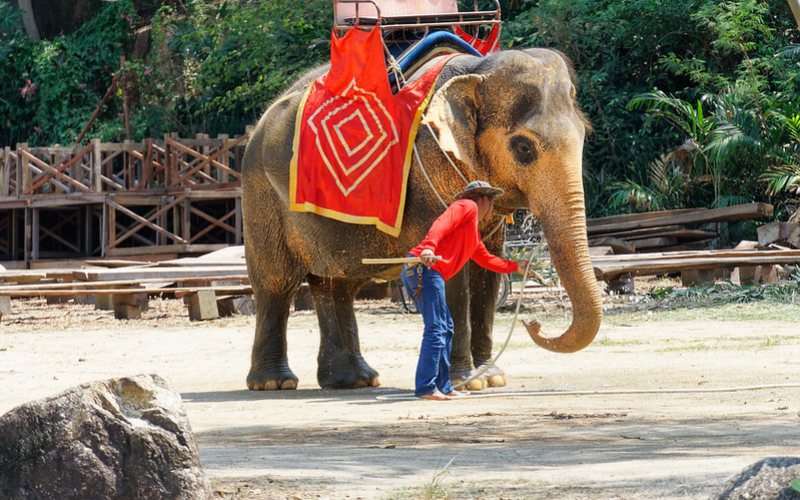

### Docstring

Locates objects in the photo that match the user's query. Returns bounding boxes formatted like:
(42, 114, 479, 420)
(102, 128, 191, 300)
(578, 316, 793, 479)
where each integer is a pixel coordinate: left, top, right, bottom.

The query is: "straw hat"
(454, 180, 505, 200)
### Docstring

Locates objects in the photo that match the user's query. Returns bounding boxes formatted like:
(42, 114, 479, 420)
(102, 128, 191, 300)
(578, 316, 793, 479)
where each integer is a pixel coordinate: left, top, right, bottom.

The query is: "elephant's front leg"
(247, 284, 302, 390)
(469, 263, 507, 388)
(308, 276, 380, 389)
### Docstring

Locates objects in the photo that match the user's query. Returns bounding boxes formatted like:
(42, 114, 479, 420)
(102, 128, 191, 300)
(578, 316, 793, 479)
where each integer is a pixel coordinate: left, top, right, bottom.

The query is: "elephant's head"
(423, 49, 601, 353)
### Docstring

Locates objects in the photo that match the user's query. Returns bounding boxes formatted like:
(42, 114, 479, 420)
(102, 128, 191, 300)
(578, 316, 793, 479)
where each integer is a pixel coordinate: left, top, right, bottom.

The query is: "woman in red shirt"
(403, 181, 523, 400)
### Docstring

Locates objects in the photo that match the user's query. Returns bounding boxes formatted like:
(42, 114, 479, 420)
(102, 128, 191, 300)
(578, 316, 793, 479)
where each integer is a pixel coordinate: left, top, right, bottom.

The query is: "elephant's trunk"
(526, 192, 602, 353)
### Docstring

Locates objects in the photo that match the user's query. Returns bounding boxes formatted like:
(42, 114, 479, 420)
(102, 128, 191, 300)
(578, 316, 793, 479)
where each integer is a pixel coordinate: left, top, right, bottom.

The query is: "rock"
(0, 374, 210, 499)
(712, 457, 800, 499)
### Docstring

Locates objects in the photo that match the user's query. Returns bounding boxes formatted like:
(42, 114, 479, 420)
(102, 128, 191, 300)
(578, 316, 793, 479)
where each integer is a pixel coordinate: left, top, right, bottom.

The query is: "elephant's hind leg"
(308, 275, 380, 389)
(247, 283, 301, 390)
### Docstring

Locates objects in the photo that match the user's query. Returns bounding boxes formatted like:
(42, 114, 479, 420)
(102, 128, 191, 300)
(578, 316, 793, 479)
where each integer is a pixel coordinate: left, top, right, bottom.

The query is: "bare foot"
(418, 390, 451, 401)
(446, 390, 471, 398)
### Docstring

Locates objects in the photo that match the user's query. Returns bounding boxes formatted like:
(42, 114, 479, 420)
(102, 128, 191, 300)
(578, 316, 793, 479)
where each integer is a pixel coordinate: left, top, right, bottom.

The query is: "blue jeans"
(402, 258, 454, 396)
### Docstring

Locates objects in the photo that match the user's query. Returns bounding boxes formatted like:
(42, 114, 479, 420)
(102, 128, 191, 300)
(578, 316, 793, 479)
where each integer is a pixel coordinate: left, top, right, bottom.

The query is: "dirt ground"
(1, 283, 799, 499)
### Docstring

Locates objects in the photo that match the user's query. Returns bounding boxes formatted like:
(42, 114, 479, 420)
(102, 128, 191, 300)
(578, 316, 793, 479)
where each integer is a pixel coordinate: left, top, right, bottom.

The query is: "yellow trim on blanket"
(289, 86, 312, 210)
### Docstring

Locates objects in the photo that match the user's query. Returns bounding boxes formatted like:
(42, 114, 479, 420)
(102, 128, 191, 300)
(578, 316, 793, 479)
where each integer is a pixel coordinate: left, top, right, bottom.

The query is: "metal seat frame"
(333, 0, 501, 85)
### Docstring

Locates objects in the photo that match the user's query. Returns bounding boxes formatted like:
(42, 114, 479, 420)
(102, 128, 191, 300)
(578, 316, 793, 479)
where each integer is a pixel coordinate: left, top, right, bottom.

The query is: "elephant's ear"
(422, 74, 486, 174)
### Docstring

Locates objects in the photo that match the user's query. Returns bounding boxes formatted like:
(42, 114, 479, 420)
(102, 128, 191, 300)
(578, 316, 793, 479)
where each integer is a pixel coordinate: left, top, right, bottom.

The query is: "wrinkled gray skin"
(242, 49, 602, 390)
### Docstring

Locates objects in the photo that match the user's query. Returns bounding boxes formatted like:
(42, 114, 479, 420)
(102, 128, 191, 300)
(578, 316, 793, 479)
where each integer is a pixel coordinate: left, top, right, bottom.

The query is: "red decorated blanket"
(289, 27, 448, 236)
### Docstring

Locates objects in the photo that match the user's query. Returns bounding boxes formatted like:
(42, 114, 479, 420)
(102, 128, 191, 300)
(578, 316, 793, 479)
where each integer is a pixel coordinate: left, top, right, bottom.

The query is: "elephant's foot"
(247, 365, 299, 391)
(478, 363, 508, 387)
(451, 364, 507, 390)
(318, 354, 381, 389)
(451, 366, 487, 391)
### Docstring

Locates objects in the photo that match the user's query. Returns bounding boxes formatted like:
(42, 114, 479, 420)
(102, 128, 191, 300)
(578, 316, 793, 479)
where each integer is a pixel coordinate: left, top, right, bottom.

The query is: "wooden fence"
(0, 131, 250, 262)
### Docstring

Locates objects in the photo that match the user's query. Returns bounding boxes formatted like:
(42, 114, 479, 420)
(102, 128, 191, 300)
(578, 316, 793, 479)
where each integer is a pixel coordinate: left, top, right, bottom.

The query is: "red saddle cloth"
(290, 27, 448, 236)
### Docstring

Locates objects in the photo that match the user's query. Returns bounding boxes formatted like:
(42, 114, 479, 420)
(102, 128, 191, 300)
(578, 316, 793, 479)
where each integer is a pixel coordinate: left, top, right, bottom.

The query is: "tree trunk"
(15, 0, 40, 40)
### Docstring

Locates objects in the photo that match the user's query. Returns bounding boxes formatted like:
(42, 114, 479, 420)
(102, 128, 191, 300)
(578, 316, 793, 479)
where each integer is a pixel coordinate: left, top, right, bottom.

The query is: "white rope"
(450, 247, 537, 390)
(375, 382, 800, 401)
(424, 122, 471, 182)
(413, 143, 449, 209)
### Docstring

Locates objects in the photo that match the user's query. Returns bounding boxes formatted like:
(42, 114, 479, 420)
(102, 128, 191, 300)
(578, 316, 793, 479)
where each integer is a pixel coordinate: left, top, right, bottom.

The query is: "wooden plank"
(73, 266, 248, 282)
(587, 208, 697, 228)
(0, 274, 248, 292)
(105, 243, 227, 257)
(587, 203, 773, 234)
(595, 253, 800, 279)
(0, 285, 252, 297)
(588, 237, 635, 254)
(590, 248, 800, 263)
(629, 237, 678, 250)
(586, 224, 684, 240)
(639, 239, 713, 253)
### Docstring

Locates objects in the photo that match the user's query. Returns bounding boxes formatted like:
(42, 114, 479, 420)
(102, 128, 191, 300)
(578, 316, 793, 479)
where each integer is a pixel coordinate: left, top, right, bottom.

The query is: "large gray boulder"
(0, 374, 210, 499)
(713, 457, 800, 500)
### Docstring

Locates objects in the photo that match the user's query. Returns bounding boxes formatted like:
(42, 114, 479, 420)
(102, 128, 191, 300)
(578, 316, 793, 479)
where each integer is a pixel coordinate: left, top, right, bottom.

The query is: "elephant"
(241, 48, 602, 390)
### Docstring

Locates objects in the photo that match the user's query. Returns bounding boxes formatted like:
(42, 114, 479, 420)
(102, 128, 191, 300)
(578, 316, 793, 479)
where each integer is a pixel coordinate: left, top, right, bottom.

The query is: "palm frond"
(760, 164, 800, 196)
(705, 122, 761, 163)
(776, 44, 800, 58)
(608, 180, 663, 212)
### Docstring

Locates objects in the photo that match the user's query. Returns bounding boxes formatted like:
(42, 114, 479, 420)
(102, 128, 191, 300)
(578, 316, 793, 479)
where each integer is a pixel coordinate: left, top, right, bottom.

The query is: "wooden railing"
(0, 131, 251, 262)
(0, 131, 251, 197)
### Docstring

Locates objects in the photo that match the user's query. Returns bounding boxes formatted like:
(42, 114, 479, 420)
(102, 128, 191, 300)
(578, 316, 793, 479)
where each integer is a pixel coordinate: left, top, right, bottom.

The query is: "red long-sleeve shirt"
(409, 199, 518, 281)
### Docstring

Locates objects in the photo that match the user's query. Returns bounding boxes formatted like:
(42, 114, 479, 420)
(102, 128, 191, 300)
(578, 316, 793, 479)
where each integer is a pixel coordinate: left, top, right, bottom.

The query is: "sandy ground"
(1, 291, 799, 499)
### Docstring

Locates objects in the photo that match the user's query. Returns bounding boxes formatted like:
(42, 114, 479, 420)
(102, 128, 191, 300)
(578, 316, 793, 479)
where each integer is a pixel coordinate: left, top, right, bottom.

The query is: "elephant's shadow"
(181, 387, 412, 404)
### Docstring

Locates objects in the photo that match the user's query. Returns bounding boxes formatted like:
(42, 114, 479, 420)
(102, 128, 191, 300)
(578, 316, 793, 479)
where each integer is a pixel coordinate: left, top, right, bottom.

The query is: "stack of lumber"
(592, 247, 800, 281)
(757, 220, 800, 249)
(0, 246, 251, 321)
(587, 202, 773, 254)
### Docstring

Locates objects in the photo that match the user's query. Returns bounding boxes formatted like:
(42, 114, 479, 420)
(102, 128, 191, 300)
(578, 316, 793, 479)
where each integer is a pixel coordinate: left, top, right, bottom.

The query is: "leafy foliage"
(132, 0, 331, 138)
(0, 0, 798, 220)
(0, 1, 134, 146)
(504, 0, 799, 216)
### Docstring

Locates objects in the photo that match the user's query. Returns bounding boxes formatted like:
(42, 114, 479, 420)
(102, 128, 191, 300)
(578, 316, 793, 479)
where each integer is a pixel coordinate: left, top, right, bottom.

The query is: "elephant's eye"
(509, 135, 537, 164)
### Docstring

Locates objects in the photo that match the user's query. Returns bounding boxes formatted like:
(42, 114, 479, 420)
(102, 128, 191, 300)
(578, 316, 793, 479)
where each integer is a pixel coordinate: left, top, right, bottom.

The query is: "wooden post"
(19, 144, 30, 194)
(0, 296, 11, 322)
(123, 139, 132, 188)
(164, 134, 173, 188)
(11, 208, 19, 261)
(95, 294, 114, 310)
(23, 206, 31, 264)
(92, 139, 102, 192)
(113, 293, 148, 320)
(182, 193, 191, 243)
(218, 134, 229, 183)
(108, 199, 116, 253)
(142, 138, 153, 189)
(185, 290, 219, 321)
(31, 207, 39, 261)
(217, 295, 255, 317)
(100, 201, 108, 257)
(234, 197, 243, 245)
(1, 146, 10, 197)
